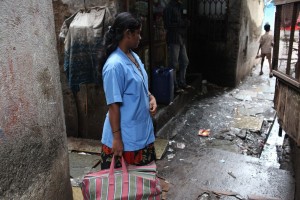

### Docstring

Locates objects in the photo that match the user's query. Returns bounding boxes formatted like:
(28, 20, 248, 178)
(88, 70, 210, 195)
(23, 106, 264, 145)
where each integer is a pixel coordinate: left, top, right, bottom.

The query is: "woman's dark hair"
(98, 12, 142, 73)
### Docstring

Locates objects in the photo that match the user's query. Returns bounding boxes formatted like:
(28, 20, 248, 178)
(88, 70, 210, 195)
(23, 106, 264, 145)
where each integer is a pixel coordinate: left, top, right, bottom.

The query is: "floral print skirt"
(100, 143, 156, 170)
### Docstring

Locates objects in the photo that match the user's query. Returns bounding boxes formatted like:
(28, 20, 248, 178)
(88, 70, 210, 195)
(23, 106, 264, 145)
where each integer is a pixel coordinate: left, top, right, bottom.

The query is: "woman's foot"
(259, 71, 263, 75)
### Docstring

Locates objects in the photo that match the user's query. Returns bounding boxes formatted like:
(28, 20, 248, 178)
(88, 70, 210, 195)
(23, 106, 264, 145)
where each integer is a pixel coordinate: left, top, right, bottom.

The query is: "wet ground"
(155, 63, 295, 199)
(68, 62, 295, 200)
(157, 66, 276, 157)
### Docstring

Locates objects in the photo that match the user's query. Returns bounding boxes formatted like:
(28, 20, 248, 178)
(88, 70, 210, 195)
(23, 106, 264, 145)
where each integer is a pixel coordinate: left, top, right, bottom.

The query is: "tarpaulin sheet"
(60, 7, 113, 92)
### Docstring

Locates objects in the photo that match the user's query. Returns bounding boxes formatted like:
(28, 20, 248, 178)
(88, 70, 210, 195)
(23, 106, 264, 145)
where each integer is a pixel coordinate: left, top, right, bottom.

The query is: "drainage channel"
(260, 116, 286, 168)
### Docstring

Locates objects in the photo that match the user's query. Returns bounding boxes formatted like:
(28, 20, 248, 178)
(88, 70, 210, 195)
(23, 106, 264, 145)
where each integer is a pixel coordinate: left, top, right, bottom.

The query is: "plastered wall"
(0, 1, 72, 199)
(235, 0, 264, 84)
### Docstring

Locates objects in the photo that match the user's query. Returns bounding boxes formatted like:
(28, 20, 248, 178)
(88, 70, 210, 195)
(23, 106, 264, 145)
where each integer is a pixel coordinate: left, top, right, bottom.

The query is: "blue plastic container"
(151, 67, 174, 104)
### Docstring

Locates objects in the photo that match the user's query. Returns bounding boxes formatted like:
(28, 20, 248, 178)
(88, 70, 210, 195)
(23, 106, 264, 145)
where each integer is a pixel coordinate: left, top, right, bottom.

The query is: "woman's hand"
(149, 94, 157, 116)
(112, 136, 124, 157)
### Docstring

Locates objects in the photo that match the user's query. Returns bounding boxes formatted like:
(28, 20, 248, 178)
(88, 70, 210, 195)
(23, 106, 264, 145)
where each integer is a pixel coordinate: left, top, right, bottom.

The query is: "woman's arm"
(108, 103, 123, 156)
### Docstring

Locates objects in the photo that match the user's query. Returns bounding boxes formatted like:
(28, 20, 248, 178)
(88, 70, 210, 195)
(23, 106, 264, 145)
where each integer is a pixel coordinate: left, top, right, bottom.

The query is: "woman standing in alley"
(99, 12, 157, 169)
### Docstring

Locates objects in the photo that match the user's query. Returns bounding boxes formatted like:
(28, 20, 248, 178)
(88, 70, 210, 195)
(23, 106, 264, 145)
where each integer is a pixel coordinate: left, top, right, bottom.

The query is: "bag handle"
(109, 155, 128, 176)
(108, 156, 129, 198)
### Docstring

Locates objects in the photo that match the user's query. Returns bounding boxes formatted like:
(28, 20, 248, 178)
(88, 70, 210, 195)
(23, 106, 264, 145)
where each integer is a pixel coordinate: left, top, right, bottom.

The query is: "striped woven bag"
(81, 156, 162, 200)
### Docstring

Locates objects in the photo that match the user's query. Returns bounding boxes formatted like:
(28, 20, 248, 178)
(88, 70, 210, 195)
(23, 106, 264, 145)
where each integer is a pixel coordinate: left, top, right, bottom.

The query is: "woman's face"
(128, 26, 142, 49)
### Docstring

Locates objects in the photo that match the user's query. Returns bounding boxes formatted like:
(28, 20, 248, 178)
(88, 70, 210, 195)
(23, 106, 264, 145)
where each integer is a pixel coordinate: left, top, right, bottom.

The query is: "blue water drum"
(151, 67, 174, 104)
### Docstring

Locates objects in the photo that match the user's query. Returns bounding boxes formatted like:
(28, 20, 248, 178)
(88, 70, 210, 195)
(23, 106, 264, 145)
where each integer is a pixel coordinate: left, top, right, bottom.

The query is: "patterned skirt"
(100, 143, 156, 170)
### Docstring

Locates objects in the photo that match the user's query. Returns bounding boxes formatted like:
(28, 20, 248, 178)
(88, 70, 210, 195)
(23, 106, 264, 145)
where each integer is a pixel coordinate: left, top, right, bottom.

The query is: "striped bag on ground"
(81, 156, 162, 200)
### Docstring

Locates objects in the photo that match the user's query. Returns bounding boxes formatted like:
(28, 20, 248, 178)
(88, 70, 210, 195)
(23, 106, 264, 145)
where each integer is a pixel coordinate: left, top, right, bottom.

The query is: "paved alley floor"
(156, 64, 295, 200)
(68, 63, 295, 200)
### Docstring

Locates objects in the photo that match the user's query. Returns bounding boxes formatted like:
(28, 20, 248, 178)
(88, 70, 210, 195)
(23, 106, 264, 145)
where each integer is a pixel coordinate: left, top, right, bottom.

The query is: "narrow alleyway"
(69, 63, 295, 200)
(155, 62, 295, 200)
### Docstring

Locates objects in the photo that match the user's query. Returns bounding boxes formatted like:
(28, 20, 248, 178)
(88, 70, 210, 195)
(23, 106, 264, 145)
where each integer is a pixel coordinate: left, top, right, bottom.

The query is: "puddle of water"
(260, 119, 285, 168)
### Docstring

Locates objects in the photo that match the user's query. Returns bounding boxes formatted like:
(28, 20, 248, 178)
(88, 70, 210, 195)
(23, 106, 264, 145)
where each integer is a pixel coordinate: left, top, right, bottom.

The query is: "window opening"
(197, 0, 228, 42)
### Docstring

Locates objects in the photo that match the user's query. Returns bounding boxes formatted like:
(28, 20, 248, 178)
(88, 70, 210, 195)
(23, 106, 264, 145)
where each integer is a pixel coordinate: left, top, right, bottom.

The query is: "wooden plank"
(275, 81, 300, 145)
(275, 81, 287, 128)
(298, 112, 300, 145)
(296, 28, 300, 80)
(288, 87, 300, 145)
(273, 5, 281, 70)
(286, 3, 298, 75)
(274, 79, 280, 109)
(154, 138, 169, 160)
(72, 186, 83, 200)
(273, 70, 300, 88)
(68, 136, 169, 159)
(67, 137, 102, 154)
(274, 0, 300, 5)
(75, 84, 107, 140)
(282, 88, 299, 139)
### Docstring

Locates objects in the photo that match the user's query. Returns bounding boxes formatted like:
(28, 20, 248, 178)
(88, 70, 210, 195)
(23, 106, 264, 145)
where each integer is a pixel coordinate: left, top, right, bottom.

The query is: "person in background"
(99, 12, 157, 169)
(256, 23, 274, 78)
(163, 0, 191, 93)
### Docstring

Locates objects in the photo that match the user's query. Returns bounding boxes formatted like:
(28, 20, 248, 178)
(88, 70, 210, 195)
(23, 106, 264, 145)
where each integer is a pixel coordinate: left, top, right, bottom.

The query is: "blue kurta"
(101, 47, 155, 151)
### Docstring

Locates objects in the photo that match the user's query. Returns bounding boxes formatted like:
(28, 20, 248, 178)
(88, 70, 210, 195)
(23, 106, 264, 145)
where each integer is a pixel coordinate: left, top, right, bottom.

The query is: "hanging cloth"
(59, 6, 114, 93)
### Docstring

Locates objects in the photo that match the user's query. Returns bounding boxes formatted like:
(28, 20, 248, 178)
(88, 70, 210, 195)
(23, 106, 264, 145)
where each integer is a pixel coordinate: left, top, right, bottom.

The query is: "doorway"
(188, 0, 229, 83)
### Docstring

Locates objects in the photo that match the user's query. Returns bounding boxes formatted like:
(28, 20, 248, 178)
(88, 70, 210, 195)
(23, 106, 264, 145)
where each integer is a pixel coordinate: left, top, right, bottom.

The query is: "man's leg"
(267, 53, 273, 77)
(178, 43, 189, 88)
(168, 44, 183, 92)
(260, 54, 265, 75)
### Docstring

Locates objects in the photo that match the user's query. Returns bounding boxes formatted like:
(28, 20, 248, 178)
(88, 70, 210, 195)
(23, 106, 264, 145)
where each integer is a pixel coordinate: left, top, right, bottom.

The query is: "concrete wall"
(52, 0, 123, 139)
(0, 1, 72, 199)
(223, 0, 242, 86)
(235, 0, 264, 84)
